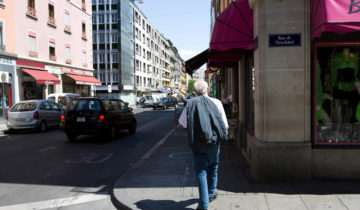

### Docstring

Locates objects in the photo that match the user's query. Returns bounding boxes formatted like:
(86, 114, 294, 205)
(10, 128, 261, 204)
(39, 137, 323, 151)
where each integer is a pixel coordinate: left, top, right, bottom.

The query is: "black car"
(152, 96, 178, 109)
(60, 97, 136, 141)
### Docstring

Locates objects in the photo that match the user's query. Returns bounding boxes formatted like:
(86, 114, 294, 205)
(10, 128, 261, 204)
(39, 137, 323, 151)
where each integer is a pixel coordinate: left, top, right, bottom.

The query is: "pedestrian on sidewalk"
(178, 80, 229, 210)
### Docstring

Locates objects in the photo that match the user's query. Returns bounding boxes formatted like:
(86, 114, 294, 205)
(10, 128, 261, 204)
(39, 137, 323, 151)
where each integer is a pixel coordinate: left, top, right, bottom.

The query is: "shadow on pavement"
(135, 199, 197, 210)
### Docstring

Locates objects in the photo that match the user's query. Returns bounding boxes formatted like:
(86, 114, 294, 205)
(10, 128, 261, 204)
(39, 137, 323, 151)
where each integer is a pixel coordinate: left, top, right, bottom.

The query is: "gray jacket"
(186, 95, 228, 149)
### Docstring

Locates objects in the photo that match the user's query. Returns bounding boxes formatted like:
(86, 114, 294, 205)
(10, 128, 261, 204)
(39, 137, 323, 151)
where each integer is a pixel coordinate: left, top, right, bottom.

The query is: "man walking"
(178, 80, 229, 210)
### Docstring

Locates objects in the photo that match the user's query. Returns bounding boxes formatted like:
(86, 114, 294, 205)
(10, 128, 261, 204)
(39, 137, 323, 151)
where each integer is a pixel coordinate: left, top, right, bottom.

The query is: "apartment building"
(13, 0, 97, 102)
(133, 5, 184, 97)
(0, 0, 17, 120)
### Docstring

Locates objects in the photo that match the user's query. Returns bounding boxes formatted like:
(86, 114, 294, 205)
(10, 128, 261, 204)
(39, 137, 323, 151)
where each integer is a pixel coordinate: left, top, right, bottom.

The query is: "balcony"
(49, 55, 57, 61)
(48, 16, 56, 27)
(26, 7, 37, 19)
(29, 51, 38, 58)
(66, 59, 72, 64)
(64, 25, 71, 34)
(82, 32, 87, 40)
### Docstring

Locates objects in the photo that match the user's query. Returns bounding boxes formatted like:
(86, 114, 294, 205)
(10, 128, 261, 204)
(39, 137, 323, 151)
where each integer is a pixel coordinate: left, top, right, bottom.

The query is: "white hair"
(194, 80, 208, 95)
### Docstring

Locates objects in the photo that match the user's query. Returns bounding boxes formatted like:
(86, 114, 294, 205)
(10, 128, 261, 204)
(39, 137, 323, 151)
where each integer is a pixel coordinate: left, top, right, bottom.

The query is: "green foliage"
(187, 80, 196, 93)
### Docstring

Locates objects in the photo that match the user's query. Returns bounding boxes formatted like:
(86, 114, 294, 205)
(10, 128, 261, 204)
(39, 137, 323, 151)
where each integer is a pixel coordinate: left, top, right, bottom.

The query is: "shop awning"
(185, 49, 209, 75)
(22, 68, 60, 85)
(209, 0, 253, 66)
(311, 0, 360, 40)
(65, 74, 101, 86)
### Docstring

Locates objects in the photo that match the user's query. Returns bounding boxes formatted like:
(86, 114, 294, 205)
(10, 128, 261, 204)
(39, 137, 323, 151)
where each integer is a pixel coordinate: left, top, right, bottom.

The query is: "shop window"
(48, 3, 55, 26)
(244, 52, 255, 134)
(315, 43, 360, 145)
(49, 41, 56, 61)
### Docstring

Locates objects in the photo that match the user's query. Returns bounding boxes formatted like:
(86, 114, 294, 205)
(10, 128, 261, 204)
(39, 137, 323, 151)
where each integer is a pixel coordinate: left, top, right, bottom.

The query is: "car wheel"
(66, 132, 78, 142)
(39, 120, 47, 132)
(153, 107, 155, 110)
(129, 121, 136, 134)
(107, 126, 116, 139)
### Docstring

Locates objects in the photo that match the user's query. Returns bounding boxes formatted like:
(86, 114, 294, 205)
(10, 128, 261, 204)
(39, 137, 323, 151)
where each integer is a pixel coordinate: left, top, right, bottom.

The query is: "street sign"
(269, 33, 301, 47)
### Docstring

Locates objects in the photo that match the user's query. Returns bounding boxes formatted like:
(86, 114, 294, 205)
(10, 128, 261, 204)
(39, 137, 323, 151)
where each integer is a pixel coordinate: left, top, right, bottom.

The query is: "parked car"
(47, 93, 80, 108)
(60, 97, 137, 141)
(152, 96, 178, 109)
(6, 100, 64, 132)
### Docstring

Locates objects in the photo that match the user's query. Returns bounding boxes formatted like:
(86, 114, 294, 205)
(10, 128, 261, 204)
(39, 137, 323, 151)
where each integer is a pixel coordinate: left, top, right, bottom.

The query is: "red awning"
(311, 0, 360, 40)
(209, 0, 253, 66)
(66, 74, 101, 86)
(22, 68, 60, 85)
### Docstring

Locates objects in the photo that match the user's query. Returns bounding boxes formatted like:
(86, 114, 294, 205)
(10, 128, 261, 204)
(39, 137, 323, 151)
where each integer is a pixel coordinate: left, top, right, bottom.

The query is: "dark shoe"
(209, 194, 217, 203)
(196, 207, 207, 210)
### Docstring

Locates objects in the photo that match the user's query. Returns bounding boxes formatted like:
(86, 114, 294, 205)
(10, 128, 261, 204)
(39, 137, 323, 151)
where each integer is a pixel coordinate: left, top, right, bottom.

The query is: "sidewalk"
(112, 126, 360, 210)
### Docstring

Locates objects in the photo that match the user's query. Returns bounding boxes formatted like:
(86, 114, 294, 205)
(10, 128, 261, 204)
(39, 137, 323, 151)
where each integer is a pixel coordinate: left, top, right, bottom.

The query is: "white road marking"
(0, 193, 109, 210)
(66, 153, 113, 164)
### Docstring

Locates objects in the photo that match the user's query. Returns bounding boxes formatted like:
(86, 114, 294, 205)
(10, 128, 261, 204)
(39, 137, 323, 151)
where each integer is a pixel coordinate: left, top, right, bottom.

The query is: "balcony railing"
(48, 16, 56, 26)
(49, 55, 57, 61)
(29, 51, 38, 58)
(64, 25, 71, 33)
(27, 7, 37, 18)
(82, 32, 87, 40)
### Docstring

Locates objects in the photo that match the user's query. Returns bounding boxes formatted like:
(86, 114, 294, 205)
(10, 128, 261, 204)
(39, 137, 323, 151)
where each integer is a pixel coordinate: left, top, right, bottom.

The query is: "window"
(81, 0, 86, 10)
(49, 40, 56, 61)
(92, 15, 96, 24)
(0, 22, 3, 51)
(93, 34, 97, 43)
(65, 44, 71, 64)
(99, 34, 105, 42)
(112, 53, 118, 62)
(99, 54, 105, 63)
(48, 3, 55, 25)
(113, 73, 118, 81)
(93, 54, 97, 63)
(82, 22, 86, 39)
(111, 33, 118, 43)
(315, 43, 360, 145)
(28, 32, 37, 57)
(98, 14, 104, 24)
(27, 0, 36, 17)
(111, 13, 117, 23)
(82, 51, 87, 67)
(64, 11, 70, 32)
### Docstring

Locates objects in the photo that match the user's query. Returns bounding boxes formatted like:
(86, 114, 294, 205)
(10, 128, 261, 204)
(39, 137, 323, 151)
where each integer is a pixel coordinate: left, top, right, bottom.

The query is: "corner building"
(207, 0, 360, 181)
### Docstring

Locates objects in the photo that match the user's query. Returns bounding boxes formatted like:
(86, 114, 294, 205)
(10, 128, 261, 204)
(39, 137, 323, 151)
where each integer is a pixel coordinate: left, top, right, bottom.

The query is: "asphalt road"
(0, 108, 177, 210)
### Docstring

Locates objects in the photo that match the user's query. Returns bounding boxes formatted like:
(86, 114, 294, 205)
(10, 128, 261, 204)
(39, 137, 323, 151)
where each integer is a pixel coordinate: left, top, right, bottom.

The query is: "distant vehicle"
(60, 97, 137, 141)
(6, 100, 64, 132)
(140, 95, 154, 108)
(152, 96, 178, 109)
(47, 93, 80, 108)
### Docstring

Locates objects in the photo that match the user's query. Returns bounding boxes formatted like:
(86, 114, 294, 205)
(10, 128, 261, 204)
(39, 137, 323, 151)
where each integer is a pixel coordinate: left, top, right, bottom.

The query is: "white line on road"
(0, 193, 109, 210)
(38, 146, 56, 152)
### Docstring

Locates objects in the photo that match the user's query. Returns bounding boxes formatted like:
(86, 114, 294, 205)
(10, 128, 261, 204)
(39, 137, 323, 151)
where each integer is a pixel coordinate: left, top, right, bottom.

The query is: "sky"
(136, 0, 211, 67)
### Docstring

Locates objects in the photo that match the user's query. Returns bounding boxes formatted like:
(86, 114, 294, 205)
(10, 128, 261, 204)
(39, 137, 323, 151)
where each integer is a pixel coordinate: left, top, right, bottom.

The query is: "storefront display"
(315, 43, 360, 144)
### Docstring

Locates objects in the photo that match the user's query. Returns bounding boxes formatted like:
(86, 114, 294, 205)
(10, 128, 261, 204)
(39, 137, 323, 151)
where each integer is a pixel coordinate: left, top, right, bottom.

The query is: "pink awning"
(209, 0, 253, 65)
(22, 68, 60, 85)
(311, 0, 360, 40)
(66, 74, 101, 86)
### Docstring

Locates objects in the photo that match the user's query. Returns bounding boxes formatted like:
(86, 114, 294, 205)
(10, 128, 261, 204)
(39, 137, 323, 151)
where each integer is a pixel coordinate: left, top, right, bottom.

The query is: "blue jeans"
(192, 144, 220, 209)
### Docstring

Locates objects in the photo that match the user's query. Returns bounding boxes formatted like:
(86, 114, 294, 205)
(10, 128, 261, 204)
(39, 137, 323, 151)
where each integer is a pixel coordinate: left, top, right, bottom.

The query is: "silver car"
(6, 100, 63, 132)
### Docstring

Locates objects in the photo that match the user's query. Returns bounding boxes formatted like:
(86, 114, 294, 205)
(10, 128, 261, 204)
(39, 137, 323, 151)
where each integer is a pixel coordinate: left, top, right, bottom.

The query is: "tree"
(187, 80, 196, 93)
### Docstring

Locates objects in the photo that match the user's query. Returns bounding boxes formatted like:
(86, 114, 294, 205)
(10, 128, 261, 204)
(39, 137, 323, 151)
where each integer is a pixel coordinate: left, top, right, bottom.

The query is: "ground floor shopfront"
(207, 0, 360, 181)
(16, 59, 99, 101)
(0, 54, 17, 120)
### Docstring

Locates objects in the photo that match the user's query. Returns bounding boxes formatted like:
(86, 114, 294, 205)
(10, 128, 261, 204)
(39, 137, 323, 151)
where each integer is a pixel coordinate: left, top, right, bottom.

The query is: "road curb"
(111, 126, 177, 210)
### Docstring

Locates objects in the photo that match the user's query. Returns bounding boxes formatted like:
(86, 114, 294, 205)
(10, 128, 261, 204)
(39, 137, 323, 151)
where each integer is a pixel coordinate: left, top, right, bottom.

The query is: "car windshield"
(68, 99, 100, 111)
(9, 102, 37, 112)
(160, 97, 167, 101)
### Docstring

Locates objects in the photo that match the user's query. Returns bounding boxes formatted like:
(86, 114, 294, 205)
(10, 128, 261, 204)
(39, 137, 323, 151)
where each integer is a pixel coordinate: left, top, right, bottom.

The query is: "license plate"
(15, 118, 26, 122)
(77, 117, 86, 122)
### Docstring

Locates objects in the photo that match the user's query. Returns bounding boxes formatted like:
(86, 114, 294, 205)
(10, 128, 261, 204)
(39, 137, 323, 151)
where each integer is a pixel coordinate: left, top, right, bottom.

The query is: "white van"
(47, 93, 80, 108)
